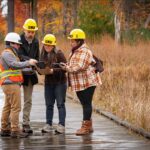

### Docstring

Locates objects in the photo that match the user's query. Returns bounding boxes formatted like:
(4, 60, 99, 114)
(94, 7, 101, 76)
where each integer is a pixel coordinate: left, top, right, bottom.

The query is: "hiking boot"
(22, 124, 33, 133)
(11, 131, 29, 138)
(55, 124, 65, 134)
(41, 124, 53, 133)
(76, 120, 93, 136)
(0, 130, 11, 137)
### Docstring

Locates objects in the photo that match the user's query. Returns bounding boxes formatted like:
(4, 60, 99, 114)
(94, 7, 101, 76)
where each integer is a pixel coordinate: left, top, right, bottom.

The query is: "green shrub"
(78, 0, 114, 38)
(122, 28, 150, 44)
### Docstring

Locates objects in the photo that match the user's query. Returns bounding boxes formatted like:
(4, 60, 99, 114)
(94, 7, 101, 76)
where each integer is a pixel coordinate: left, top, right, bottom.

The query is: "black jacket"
(19, 33, 39, 86)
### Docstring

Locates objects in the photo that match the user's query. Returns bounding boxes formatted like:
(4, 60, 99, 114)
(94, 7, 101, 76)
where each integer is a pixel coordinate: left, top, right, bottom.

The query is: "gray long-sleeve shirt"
(2, 51, 30, 69)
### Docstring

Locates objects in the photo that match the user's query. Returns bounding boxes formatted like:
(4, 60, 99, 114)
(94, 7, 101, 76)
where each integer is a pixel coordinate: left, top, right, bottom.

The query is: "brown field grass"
(0, 35, 150, 132)
(91, 35, 150, 132)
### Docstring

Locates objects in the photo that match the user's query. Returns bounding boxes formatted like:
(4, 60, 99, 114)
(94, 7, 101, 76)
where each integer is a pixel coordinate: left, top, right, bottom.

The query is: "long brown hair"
(40, 46, 58, 66)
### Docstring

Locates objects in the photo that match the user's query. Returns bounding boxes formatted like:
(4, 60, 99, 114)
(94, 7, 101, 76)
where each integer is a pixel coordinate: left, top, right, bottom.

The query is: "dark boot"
(22, 124, 33, 133)
(0, 130, 11, 137)
(11, 131, 29, 138)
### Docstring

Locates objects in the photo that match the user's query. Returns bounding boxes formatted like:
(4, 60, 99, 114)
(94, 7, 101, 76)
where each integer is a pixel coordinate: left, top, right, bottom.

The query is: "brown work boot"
(0, 130, 11, 137)
(22, 124, 33, 133)
(11, 131, 29, 138)
(76, 120, 93, 136)
(88, 119, 94, 133)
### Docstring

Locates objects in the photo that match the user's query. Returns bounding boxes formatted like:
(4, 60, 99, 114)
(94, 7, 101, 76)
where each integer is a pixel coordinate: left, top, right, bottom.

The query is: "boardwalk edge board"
(67, 93, 150, 139)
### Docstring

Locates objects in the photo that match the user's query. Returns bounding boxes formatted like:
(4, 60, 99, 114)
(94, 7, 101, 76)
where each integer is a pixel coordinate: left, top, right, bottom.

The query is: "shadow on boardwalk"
(0, 85, 150, 150)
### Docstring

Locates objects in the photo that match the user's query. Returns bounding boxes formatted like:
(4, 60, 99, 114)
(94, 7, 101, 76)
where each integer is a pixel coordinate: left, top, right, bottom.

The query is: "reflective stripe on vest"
(0, 70, 22, 79)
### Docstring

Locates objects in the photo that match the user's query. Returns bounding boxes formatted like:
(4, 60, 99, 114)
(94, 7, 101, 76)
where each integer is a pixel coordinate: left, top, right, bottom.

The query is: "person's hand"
(59, 62, 68, 70)
(29, 59, 38, 66)
(49, 68, 53, 74)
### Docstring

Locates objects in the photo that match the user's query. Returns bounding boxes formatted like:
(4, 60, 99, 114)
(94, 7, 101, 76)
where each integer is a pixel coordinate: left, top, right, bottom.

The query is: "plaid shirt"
(67, 43, 102, 91)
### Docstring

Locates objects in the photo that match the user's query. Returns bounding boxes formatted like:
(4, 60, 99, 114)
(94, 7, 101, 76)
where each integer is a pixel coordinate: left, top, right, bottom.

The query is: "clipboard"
(35, 66, 52, 75)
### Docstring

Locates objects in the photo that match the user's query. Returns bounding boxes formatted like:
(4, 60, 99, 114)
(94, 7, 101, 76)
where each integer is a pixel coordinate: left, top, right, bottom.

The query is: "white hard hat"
(4, 32, 22, 44)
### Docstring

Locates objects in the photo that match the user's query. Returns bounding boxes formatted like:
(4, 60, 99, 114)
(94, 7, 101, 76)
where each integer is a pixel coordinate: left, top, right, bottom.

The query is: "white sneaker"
(55, 124, 65, 134)
(41, 124, 53, 133)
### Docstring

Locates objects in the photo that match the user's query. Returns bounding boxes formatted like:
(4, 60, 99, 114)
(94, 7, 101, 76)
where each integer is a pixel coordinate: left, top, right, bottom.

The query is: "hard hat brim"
(5, 40, 22, 45)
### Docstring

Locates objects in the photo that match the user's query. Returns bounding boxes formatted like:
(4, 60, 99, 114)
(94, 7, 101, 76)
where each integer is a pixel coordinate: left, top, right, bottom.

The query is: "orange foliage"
(99, 0, 111, 5)
(0, 0, 113, 36)
(15, 0, 29, 33)
(0, 8, 6, 34)
(38, 0, 63, 35)
(0, 16, 6, 33)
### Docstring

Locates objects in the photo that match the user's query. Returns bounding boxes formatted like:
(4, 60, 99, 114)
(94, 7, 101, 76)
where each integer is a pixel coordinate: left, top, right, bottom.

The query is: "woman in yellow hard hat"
(60, 29, 102, 136)
(38, 34, 67, 134)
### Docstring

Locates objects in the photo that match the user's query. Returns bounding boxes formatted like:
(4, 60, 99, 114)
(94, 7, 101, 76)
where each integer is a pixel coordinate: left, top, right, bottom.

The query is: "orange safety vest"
(0, 48, 23, 85)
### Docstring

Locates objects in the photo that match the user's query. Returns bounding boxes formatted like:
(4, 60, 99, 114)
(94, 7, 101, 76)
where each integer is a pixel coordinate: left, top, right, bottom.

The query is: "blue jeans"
(44, 83, 67, 126)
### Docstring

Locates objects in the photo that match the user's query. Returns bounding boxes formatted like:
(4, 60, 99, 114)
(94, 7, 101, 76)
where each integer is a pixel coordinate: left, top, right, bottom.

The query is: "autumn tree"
(0, 0, 6, 41)
(21, 0, 37, 20)
(62, 0, 79, 35)
(15, 0, 31, 33)
(114, 0, 150, 43)
(78, 0, 114, 38)
(38, 0, 63, 36)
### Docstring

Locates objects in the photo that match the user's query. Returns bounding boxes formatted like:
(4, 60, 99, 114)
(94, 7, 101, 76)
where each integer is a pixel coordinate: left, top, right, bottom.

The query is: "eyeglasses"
(11, 42, 21, 46)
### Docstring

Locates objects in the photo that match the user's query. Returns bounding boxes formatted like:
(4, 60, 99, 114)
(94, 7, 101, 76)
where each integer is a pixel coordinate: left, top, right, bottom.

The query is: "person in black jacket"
(38, 34, 67, 134)
(19, 18, 39, 133)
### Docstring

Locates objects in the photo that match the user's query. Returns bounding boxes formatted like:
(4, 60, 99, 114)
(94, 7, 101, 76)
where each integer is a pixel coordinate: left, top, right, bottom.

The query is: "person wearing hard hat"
(0, 32, 37, 138)
(60, 29, 102, 135)
(18, 18, 40, 133)
(36, 34, 67, 134)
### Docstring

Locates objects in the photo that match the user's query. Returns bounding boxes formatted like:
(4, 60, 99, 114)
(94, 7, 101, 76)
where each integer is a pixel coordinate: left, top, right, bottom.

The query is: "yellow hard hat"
(23, 18, 38, 31)
(42, 34, 56, 45)
(68, 29, 86, 39)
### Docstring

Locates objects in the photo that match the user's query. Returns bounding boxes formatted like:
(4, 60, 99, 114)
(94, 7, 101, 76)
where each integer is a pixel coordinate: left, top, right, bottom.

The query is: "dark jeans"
(44, 83, 67, 126)
(76, 86, 96, 121)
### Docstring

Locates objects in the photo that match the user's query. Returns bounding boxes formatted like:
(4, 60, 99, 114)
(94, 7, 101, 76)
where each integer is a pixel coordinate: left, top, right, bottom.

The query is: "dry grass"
(91, 35, 150, 132)
(1, 36, 150, 132)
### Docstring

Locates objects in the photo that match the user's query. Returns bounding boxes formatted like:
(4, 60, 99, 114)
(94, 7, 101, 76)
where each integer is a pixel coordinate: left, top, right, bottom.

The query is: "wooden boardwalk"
(0, 85, 150, 150)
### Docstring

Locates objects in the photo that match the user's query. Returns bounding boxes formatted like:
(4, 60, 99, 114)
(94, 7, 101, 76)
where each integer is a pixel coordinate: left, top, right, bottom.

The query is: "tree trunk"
(42, 14, 46, 35)
(62, 0, 73, 36)
(7, 0, 14, 32)
(144, 13, 150, 28)
(62, 0, 68, 36)
(122, 0, 134, 31)
(31, 0, 38, 37)
(114, 13, 121, 43)
(72, 0, 79, 27)
(31, 0, 37, 22)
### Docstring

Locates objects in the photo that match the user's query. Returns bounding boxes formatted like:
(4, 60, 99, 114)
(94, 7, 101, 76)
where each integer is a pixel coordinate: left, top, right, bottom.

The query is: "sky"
(1, 0, 7, 16)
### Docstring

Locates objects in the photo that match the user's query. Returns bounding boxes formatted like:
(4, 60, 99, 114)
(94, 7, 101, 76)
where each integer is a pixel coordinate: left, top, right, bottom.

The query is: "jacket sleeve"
(53, 51, 67, 73)
(2, 51, 30, 69)
(35, 41, 40, 61)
